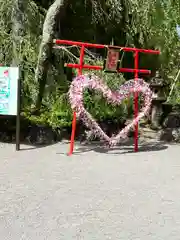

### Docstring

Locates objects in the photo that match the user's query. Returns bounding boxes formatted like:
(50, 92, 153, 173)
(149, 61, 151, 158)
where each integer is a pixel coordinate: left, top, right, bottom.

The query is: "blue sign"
(0, 67, 19, 115)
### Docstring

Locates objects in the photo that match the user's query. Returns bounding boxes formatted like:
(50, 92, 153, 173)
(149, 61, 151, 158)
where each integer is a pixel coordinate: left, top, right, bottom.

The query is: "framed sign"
(0, 67, 19, 115)
(104, 47, 120, 72)
(0, 67, 20, 150)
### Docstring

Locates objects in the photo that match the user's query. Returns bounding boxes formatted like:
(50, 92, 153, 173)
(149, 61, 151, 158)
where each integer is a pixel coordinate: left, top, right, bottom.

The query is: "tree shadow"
(18, 142, 56, 151)
(70, 139, 168, 155)
(0, 139, 60, 151)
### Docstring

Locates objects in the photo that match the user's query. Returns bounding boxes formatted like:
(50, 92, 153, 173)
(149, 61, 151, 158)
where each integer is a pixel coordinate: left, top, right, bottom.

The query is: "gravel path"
(0, 141, 180, 239)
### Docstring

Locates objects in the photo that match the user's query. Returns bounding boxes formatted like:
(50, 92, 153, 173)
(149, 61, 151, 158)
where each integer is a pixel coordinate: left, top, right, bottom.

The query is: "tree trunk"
(34, 0, 68, 111)
(11, 0, 26, 117)
(11, 0, 25, 66)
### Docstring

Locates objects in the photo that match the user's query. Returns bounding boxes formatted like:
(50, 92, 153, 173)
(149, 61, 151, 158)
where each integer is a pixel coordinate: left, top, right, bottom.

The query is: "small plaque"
(104, 47, 120, 72)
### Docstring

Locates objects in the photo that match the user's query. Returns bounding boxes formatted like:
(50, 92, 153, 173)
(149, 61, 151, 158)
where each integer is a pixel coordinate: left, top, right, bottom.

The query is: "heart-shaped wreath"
(69, 74, 152, 146)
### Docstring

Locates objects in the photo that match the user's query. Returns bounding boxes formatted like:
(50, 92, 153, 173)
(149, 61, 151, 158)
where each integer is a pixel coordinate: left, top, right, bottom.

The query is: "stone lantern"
(150, 71, 167, 129)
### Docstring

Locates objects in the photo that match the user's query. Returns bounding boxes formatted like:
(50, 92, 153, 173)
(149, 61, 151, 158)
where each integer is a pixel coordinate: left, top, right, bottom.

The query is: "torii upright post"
(134, 50, 139, 152)
(68, 45, 85, 155)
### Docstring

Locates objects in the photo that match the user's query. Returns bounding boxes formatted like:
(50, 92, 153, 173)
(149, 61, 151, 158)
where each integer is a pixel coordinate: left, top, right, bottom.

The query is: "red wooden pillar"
(68, 45, 85, 155)
(134, 50, 139, 152)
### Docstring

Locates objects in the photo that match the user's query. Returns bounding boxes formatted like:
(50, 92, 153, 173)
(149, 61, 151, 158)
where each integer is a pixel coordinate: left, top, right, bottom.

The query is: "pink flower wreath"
(69, 74, 152, 147)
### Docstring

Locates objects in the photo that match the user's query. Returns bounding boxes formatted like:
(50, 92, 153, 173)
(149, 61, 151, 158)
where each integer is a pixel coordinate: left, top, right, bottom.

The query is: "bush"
(24, 61, 135, 129)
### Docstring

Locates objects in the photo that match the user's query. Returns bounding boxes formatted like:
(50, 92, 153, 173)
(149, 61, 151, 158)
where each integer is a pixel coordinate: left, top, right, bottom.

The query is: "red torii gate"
(53, 39, 160, 155)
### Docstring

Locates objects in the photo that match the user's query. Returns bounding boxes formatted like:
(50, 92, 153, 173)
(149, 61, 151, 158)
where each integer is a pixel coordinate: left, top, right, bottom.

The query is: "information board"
(0, 67, 19, 115)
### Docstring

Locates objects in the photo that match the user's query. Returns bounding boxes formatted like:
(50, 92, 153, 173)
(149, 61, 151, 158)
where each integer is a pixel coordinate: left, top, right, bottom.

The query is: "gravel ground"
(0, 140, 180, 239)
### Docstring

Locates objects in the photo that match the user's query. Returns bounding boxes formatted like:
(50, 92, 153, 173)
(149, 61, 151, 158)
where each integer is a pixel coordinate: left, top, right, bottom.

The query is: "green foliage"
(1, 0, 180, 130)
(0, 0, 45, 107)
(24, 64, 133, 128)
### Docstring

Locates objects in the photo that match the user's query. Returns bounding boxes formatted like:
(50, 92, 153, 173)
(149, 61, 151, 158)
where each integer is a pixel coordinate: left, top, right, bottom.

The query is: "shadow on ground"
(18, 142, 57, 151)
(70, 139, 168, 155)
(0, 140, 58, 151)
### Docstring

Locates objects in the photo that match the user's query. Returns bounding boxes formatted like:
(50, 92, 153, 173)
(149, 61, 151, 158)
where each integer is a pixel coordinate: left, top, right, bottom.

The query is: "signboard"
(104, 47, 120, 72)
(0, 66, 20, 151)
(176, 25, 180, 38)
(0, 67, 19, 115)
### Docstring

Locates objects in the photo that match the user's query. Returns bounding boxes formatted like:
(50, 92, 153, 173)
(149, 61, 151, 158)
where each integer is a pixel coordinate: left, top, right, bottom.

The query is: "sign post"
(0, 67, 20, 150)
